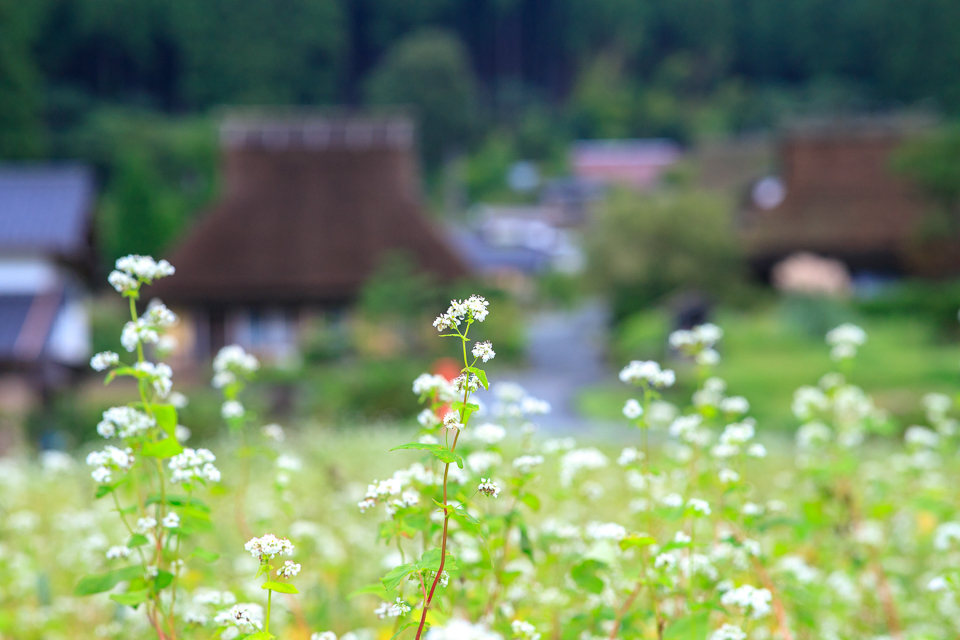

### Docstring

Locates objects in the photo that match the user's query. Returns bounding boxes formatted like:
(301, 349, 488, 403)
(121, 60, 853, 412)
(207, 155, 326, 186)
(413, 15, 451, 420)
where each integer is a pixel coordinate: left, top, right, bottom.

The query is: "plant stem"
(266, 589, 272, 634)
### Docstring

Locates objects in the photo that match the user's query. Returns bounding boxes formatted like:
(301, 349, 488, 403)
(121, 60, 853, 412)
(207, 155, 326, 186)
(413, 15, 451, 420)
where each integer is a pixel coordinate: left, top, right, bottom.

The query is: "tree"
(894, 125, 960, 234)
(365, 29, 478, 168)
(0, 0, 45, 158)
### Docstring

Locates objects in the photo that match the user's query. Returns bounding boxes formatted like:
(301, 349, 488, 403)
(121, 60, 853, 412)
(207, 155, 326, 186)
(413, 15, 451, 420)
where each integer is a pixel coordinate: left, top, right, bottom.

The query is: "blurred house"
(740, 118, 938, 278)
(0, 165, 94, 395)
(151, 115, 469, 361)
(571, 139, 682, 189)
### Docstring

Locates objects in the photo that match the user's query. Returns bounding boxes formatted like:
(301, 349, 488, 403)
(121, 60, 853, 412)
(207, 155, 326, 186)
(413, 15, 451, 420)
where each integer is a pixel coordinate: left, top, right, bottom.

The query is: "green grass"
(577, 306, 960, 432)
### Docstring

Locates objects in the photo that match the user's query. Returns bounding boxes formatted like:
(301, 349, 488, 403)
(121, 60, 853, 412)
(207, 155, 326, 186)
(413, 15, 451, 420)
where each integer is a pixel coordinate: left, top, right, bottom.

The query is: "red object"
(432, 357, 461, 382)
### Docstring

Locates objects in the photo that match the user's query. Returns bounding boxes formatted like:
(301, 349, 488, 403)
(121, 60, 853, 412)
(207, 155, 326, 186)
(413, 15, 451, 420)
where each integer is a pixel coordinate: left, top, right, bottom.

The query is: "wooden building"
(739, 119, 944, 278)
(151, 114, 469, 361)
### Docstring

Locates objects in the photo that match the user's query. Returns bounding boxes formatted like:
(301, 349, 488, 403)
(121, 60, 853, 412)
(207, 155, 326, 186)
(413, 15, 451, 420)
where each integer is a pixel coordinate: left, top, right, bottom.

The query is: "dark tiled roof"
(0, 292, 62, 361)
(152, 117, 469, 305)
(0, 164, 94, 256)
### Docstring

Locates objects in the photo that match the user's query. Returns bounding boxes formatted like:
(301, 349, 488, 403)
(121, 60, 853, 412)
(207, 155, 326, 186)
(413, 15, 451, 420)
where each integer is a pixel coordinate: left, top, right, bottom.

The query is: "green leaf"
(380, 563, 416, 591)
(109, 589, 150, 606)
(663, 612, 709, 640)
(262, 581, 299, 594)
(466, 367, 489, 389)
(153, 404, 178, 435)
(389, 621, 418, 640)
(390, 443, 463, 468)
(519, 523, 534, 561)
(75, 565, 143, 596)
(104, 366, 138, 384)
(95, 483, 117, 499)
(571, 559, 606, 594)
(520, 493, 540, 511)
(348, 584, 387, 598)
(619, 535, 656, 551)
(416, 548, 458, 572)
(141, 437, 183, 458)
(127, 534, 149, 548)
(255, 564, 272, 579)
(190, 547, 220, 563)
(154, 570, 174, 590)
(242, 633, 275, 640)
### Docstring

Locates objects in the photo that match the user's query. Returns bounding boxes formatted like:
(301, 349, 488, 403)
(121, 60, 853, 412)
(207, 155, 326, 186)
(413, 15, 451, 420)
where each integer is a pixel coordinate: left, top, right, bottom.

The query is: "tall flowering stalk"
(79, 256, 222, 640)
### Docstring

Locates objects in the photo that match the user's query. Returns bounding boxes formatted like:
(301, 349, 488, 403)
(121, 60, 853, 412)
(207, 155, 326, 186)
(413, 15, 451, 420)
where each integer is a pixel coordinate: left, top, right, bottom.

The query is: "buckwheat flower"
(169, 448, 219, 483)
(928, 576, 949, 592)
(741, 502, 763, 517)
(654, 553, 677, 571)
(512, 620, 541, 640)
(245, 534, 294, 562)
(696, 348, 720, 366)
(136, 517, 157, 534)
(419, 434, 439, 445)
(443, 411, 465, 431)
(106, 545, 131, 560)
(720, 420, 755, 446)
(417, 409, 440, 428)
(720, 584, 772, 619)
(452, 373, 480, 394)
(796, 421, 831, 449)
(934, 522, 960, 550)
(478, 478, 501, 498)
(121, 322, 140, 352)
(792, 386, 829, 420)
(826, 323, 866, 360)
(169, 391, 188, 409)
(559, 447, 608, 486)
(221, 400, 244, 420)
(905, 425, 940, 449)
(213, 345, 260, 378)
(472, 340, 496, 362)
(674, 531, 691, 544)
(779, 555, 819, 583)
(686, 498, 711, 516)
(90, 351, 120, 371)
(86, 445, 135, 483)
(708, 624, 746, 640)
(261, 424, 285, 442)
(312, 633, 337, 640)
(661, 493, 684, 508)
(718, 468, 740, 484)
(512, 455, 544, 474)
(720, 396, 749, 415)
(214, 604, 263, 632)
(276, 455, 302, 472)
(619, 360, 674, 388)
(586, 521, 627, 541)
(618, 446, 641, 466)
(143, 302, 177, 328)
(467, 451, 501, 474)
(108, 270, 138, 293)
(115, 255, 175, 281)
(375, 598, 411, 618)
(146, 565, 159, 578)
(747, 443, 767, 458)
(97, 406, 155, 439)
(134, 361, 173, 397)
(162, 512, 180, 528)
(623, 398, 643, 419)
(278, 560, 301, 578)
(520, 396, 551, 415)
(473, 423, 506, 444)
(669, 414, 703, 442)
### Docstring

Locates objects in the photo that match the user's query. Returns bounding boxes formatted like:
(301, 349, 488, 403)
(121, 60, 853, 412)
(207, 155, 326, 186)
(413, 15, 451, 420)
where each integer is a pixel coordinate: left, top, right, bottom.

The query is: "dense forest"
(3, 0, 960, 259)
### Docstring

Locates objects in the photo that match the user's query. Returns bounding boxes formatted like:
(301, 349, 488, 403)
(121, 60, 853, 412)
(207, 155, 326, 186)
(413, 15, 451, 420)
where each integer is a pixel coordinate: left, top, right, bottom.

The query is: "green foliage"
(358, 252, 442, 321)
(365, 29, 478, 167)
(586, 188, 744, 322)
(0, 0, 45, 158)
(895, 125, 960, 233)
(855, 279, 960, 336)
(305, 359, 425, 421)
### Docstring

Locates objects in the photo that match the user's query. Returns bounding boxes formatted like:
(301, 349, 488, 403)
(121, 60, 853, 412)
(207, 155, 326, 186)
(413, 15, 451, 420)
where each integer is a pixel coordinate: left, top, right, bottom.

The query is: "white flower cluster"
(826, 323, 866, 360)
(472, 423, 506, 444)
(169, 448, 220, 484)
(478, 478, 501, 498)
(108, 255, 175, 293)
(413, 373, 457, 401)
(312, 633, 337, 640)
(619, 360, 675, 388)
(585, 521, 627, 541)
(934, 522, 960, 551)
(623, 398, 643, 419)
(278, 560, 301, 578)
(221, 400, 245, 420)
(711, 420, 766, 459)
(90, 351, 120, 371)
(134, 361, 173, 397)
(375, 598, 411, 618)
(559, 448, 608, 486)
(433, 295, 490, 331)
(106, 545, 131, 560)
(244, 534, 294, 562)
(425, 618, 503, 640)
(121, 319, 158, 352)
(443, 411, 465, 431)
(212, 345, 260, 388)
(162, 512, 180, 528)
(472, 340, 496, 362)
(452, 373, 481, 394)
(262, 424, 285, 442)
(511, 620, 540, 640)
(512, 454, 544, 474)
(669, 323, 723, 366)
(213, 603, 263, 632)
(922, 393, 957, 435)
(358, 473, 422, 514)
(97, 406, 155, 439)
(86, 446, 135, 483)
(720, 584, 772, 619)
(708, 624, 746, 640)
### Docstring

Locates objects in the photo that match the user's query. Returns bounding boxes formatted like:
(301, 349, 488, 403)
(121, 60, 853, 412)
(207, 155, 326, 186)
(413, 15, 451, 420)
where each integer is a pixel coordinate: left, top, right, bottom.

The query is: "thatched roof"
(152, 115, 469, 306)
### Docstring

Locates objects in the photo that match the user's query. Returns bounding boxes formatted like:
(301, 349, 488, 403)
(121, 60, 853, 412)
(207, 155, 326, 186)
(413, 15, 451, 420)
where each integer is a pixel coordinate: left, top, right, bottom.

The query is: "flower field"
(2, 256, 960, 640)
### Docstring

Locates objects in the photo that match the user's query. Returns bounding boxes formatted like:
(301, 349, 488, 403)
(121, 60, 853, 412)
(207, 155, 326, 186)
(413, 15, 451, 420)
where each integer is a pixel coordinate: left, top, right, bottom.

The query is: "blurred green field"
(577, 305, 960, 432)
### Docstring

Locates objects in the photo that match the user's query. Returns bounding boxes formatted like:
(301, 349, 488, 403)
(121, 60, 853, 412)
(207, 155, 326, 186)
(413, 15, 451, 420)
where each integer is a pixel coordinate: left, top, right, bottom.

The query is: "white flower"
(720, 396, 749, 415)
(686, 498, 711, 516)
(720, 420, 755, 446)
(452, 373, 480, 394)
(511, 620, 540, 640)
(467, 451, 502, 474)
(478, 478, 501, 498)
(443, 411, 465, 431)
(696, 348, 721, 366)
(928, 576, 949, 592)
(720, 584, 772, 619)
(244, 534, 294, 562)
(115, 255, 175, 281)
(169, 448, 220, 484)
(97, 406, 155, 439)
(433, 295, 490, 331)
(214, 604, 263, 632)
(90, 351, 120, 371)
(654, 553, 677, 571)
(617, 446, 642, 466)
(108, 270, 138, 293)
(121, 320, 159, 352)
(413, 373, 450, 396)
(261, 424, 285, 442)
(472, 341, 496, 362)
(106, 545, 131, 560)
(826, 323, 866, 360)
(512, 455, 544, 474)
(375, 597, 411, 618)
(426, 618, 503, 640)
(905, 425, 939, 449)
(136, 517, 158, 534)
(473, 423, 506, 444)
(623, 398, 643, 419)
(669, 414, 703, 442)
(661, 493, 684, 508)
(796, 421, 831, 449)
(169, 391, 189, 408)
(619, 360, 675, 388)
(718, 468, 740, 484)
(221, 400, 245, 420)
(747, 443, 767, 458)
(934, 522, 960, 550)
(134, 361, 173, 398)
(520, 396, 551, 415)
(559, 448, 608, 486)
(586, 521, 626, 541)
(86, 445, 135, 483)
(162, 512, 180, 528)
(708, 624, 746, 640)
(312, 633, 337, 640)
(278, 560, 301, 578)
(213, 345, 260, 380)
